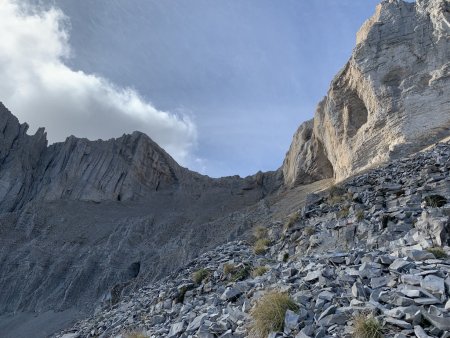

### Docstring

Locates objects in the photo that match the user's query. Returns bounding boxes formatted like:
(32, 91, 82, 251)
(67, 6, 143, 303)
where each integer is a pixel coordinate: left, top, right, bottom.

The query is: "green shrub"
(352, 314, 383, 338)
(252, 266, 268, 277)
(250, 292, 299, 337)
(424, 195, 447, 208)
(427, 247, 448, 259)
(192, 268, 209, 284)
(282, 253, 289, 262)
(253, 238, 271, 255)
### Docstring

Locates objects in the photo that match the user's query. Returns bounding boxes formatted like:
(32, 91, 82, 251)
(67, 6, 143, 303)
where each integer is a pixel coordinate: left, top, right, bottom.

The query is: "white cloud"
(0, 0, 197, 164)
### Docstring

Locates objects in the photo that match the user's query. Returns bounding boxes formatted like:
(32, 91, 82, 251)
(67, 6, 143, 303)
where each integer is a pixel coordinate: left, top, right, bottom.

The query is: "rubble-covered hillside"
(55, 140, 450, 338)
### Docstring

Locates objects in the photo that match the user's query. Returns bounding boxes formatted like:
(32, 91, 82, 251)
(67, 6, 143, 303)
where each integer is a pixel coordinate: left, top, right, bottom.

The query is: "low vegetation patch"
(192, 268, 209, 284)
(250, 291, 299, 337)
(230, 264, 251, 282)
(328, 185, 350, 205)
(251, 266, 268, 277)
(223, 263, 237, 275)
(356, 210, 365, 221)
(253, 238, 271, 255)
(253, 226, 268, 242)
(304, 225, 315, 236)
(424, 194, 447, 208)
(427, 246, 448, 259)
(352, 314, 383, 338)
(337, 206, 350, 218)
(284, 212, 300, 229)
(125, 332, 148, 338)
(282, 253, 289, 262)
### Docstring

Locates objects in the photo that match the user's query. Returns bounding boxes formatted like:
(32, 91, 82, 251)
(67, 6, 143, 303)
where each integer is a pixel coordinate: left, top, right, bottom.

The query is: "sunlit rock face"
(283, 0, 450, 186)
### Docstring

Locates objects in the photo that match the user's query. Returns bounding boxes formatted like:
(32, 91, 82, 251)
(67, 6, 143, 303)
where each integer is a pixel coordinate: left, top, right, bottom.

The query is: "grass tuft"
(253, 226, 269, 241)
(192, 268, 209, 284)
(250, 291, 299, 337)
(223, 263, 236, 275)
(337, 206, 350, 219)
(427, 246, 448, 259)
(356, 210, 365, 221)
(352, 314, 383, 338)
(251, 266, 268, 277)
(284, 212, 300, 229)
(424, 194, 447, 208)
(125, 332, 148, 338)
(304, 226, 315, 236)
(253, 238, 271, 255)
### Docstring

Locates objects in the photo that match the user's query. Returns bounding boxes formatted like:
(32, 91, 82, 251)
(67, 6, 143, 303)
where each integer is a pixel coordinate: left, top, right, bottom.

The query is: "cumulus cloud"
(0, 0, 197, 164)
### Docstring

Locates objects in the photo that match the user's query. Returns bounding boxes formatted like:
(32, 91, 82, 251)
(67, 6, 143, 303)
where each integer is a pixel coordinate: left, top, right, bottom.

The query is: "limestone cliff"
(283, 0, 450, 186)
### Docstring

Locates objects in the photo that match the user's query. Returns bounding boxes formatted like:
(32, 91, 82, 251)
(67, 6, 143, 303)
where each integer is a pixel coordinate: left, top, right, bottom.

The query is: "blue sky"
(2, 0, 390, 177)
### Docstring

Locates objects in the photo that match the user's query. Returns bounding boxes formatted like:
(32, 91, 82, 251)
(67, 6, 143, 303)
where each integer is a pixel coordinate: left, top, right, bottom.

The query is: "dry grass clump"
(327, 185, 349, 205)
(356, 210, 365, 221)
(250, 291, 298, 337)
(253, 238, 271, 255)
(223, 263, 237, 275)
(304, 225, 315, 236)
(427, 246, 448, 259)
(251, 266, 268, 277)
(192, 268, 209, 284)
(252, 225, 271, 255)
(338, 206, 350, 218)
(253, 226, 268, 241)
(352, 314, 383, 338)
(284, 212, 300, 229)
(125, 332, 148, 338)
(223, 263, 251, 282)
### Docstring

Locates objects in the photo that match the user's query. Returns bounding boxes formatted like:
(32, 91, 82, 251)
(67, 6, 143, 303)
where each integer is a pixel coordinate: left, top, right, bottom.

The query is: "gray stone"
(168, 321, 186, 337)
(305, 270, 322, 282)
(352, 282, 367, 300)
(420, 275, 445, 296)
(389, 259, 413, 272)
(284, 309, 300, 331)
(406, 250, 435, 261)
(384, 317, 412, 329)
(220, 287, 243, 301)
(414, 326, 432, 338)
(420, 309, 450, 331)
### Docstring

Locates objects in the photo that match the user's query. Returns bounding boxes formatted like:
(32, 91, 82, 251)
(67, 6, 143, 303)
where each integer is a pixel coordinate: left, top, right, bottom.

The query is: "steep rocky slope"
(283, 0, 450, 186)
(1, 0, 450, 337)
(55, 140, 450, 338)
(0, 102, 283, 337)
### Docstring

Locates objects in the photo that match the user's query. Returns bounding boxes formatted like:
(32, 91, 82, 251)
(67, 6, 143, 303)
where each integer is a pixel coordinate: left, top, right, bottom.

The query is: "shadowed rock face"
(0, 102, 282, 334)
(283, 0, 450, 186)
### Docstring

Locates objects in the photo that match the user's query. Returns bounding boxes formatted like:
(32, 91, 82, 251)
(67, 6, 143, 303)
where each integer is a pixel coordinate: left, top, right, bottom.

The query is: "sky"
(0, 0, 391, 177)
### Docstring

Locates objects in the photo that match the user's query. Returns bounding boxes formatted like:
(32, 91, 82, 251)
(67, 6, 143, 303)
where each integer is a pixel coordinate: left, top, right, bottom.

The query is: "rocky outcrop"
(283, 0, 450, 186)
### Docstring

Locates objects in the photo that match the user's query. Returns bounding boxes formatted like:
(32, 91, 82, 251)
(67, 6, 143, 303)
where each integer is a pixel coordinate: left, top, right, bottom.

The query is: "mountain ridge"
(0, 0, 449, 337)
